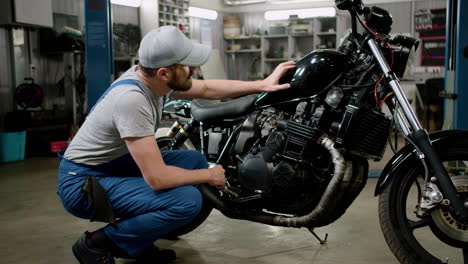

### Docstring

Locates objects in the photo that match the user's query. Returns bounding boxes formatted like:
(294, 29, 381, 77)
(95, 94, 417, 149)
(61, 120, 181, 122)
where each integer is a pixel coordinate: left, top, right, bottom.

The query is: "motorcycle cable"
(373, 76, 385, 106)
(356, 13, 396, 108)
(379, 92, 394, 108)
(405, 136, 431, 188)
(356, 14, 394, 68)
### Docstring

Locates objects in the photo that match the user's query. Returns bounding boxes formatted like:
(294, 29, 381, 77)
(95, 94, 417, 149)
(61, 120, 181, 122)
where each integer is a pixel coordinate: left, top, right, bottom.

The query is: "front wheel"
(379, 139, 468, 263)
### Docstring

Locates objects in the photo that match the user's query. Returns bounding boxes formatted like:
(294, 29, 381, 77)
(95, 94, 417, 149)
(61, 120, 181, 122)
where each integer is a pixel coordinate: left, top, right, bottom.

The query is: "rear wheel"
(156, 136, 213, 238)
(379, 140, 468, 263)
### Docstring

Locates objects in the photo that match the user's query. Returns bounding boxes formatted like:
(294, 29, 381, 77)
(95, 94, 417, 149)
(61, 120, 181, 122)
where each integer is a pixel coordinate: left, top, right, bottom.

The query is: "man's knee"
(168, 186, 203, 219)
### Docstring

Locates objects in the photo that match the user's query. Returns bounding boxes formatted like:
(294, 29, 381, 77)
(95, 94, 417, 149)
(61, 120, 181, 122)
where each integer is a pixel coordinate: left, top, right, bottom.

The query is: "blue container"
(0, 131, 26, 163)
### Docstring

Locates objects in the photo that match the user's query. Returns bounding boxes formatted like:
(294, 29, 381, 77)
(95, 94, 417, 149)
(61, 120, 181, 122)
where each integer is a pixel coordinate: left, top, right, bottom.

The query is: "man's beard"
(168, 70, 192, 92)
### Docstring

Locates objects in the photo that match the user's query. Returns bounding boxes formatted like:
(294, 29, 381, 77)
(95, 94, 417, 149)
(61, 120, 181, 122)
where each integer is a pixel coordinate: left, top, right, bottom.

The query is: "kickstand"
(307, 227, 328, 245)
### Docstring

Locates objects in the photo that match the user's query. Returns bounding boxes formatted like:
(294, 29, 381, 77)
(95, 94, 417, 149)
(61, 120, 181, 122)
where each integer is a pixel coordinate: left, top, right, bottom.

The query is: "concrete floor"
(0, 156, 452, 264)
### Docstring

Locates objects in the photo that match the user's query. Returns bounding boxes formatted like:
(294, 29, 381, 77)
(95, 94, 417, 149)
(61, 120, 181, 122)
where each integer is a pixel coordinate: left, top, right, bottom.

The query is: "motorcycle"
(157, 1, 468, 263)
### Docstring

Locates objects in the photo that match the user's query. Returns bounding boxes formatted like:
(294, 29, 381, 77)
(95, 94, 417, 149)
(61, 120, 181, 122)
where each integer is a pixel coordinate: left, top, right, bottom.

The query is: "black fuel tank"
(255, 49, 349, 107)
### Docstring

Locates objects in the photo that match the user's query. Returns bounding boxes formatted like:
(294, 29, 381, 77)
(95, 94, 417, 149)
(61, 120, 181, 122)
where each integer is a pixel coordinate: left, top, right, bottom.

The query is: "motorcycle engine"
(236, 104, 334, 213)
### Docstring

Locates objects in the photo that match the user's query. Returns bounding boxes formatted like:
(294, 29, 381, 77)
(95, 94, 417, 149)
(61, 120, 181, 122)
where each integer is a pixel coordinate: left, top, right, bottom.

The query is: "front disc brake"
(430, 175, 468, 247)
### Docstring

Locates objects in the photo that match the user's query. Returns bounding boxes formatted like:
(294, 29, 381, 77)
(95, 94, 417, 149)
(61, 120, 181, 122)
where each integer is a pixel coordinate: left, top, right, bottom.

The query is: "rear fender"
(374, 129, 468, 196)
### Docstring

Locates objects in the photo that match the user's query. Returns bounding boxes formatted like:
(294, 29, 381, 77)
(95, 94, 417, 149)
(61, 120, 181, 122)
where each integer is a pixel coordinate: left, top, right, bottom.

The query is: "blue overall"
(57, 80, 207, 256)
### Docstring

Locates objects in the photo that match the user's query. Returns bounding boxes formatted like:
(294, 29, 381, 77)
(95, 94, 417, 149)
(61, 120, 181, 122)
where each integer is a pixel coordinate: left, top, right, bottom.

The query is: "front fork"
(368, 39, 468, 221)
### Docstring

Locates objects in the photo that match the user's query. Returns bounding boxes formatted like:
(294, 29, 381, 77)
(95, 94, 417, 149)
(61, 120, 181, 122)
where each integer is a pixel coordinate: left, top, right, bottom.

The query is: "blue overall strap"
(89, 79, 142, 113)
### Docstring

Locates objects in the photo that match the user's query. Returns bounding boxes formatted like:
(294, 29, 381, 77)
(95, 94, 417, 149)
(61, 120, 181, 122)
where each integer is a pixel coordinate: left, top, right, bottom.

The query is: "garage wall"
(51, 0, 139, 28)
(222, 0, 447, 80)
(112, 4, 139, 25)
(0, 0, 140, 131)
(415, 0, 446, 10)
(52, 0, 85, 34)
(52, 0, 83, 17)
(222, 0, 446, 41)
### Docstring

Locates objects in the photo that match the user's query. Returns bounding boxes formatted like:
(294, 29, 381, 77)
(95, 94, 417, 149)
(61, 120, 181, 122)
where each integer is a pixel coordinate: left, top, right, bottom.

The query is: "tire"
(156, 136, 214, 238)
(379, 139, 468, 264)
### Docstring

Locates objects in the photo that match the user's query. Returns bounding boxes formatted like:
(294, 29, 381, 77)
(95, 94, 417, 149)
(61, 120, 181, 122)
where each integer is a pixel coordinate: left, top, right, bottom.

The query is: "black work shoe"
(72, 232, 116, 264)
(134, 245, 176, 264)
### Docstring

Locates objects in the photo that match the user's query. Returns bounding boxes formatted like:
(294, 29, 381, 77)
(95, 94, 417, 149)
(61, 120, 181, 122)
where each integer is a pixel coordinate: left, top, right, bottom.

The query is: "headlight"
(389, 35, 420, 78)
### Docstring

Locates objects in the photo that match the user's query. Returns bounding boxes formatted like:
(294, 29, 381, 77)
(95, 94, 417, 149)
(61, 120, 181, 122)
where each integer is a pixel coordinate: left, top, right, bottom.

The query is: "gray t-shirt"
(64, 66, 163, 165)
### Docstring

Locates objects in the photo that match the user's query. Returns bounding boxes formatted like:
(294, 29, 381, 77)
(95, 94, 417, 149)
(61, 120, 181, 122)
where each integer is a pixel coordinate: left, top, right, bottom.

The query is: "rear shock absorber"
(167, 120, 183, 137)
(170, 118, 197, 149)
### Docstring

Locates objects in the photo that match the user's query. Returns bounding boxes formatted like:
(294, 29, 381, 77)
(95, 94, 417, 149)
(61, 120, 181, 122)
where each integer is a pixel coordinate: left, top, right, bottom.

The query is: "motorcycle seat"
(191, 94, 258, 122)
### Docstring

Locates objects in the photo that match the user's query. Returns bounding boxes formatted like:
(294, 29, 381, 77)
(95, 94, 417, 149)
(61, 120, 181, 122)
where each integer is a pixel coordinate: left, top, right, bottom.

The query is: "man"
(57, 25, 295, 264)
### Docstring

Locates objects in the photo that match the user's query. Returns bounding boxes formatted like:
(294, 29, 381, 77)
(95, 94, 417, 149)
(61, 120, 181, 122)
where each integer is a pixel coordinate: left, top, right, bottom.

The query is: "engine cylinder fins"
(286, 120, 321, 140)
(283, 120, 322, 159)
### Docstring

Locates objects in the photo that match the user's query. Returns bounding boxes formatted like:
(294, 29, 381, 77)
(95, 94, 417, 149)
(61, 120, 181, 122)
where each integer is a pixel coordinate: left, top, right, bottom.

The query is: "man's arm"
(176, 61, 296, 100)
(125, 136, 225, 190)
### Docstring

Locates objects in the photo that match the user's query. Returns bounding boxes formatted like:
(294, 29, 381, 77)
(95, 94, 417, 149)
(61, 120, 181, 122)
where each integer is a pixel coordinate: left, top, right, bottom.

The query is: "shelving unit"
(262, 34, 289, 72)
(314, 17, 337, 49)
(225, 49, 262, 53)
(415, 8, 446, 66)
(224, 36, 263, 80)
(224, 16, 342, 80)
(158, 0, 190, 37)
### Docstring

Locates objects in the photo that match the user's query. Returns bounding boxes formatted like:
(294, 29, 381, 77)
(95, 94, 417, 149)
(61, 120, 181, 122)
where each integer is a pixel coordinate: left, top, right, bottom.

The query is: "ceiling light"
(188, 7, 218, 20)
(265, 7, 336, 20)
(111, 0, 141, 8)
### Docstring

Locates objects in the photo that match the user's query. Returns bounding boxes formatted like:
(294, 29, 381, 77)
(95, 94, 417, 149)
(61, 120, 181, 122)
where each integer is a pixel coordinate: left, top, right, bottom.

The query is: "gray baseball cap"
(138, 26, 211, 68)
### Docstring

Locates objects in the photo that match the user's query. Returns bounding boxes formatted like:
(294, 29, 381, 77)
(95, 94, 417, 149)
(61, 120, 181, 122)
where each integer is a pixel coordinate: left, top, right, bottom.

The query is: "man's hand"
(207, 165, 226, 189)
(261, 61, 296, 92)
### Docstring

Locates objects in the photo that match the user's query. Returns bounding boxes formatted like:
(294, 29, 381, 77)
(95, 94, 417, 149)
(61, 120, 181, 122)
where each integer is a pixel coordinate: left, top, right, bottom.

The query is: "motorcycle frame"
(166, 36, 468, 222)
(164, 0, 468, 224)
